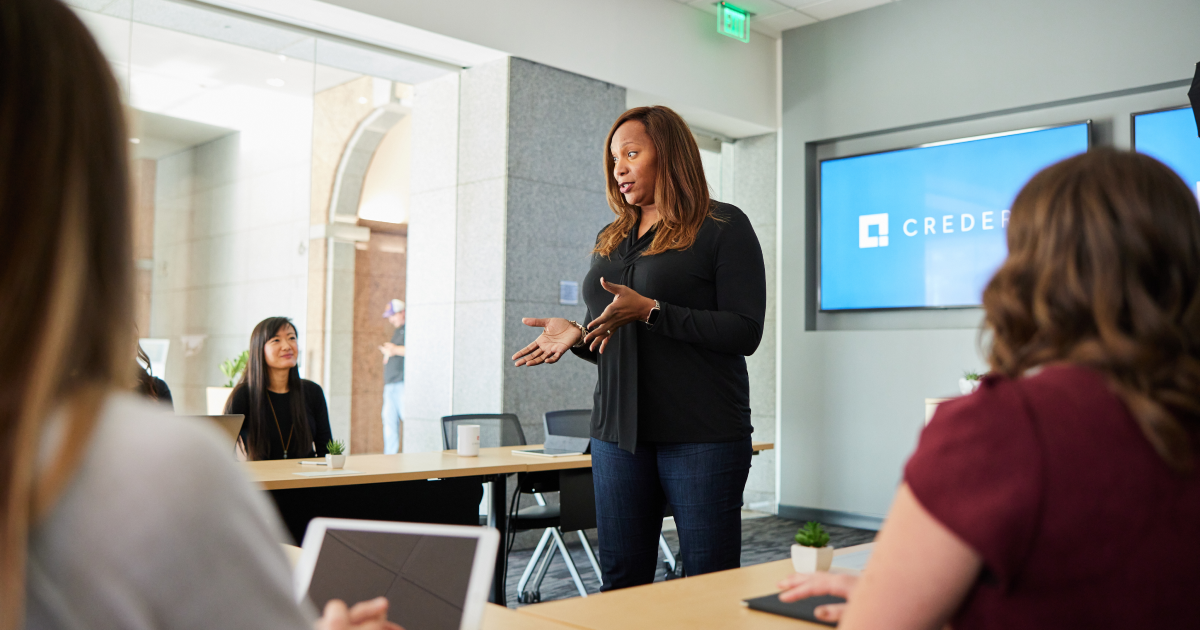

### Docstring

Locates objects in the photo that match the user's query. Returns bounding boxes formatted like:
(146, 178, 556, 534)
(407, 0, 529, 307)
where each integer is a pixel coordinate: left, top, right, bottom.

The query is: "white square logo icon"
(859, 213, 889, 248)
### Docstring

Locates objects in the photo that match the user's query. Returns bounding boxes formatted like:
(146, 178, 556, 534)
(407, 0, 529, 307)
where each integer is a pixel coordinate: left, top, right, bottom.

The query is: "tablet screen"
(305, 528, 480, 630)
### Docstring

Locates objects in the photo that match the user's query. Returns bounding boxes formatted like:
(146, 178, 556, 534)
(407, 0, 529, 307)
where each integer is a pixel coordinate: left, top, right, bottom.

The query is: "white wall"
(403, 72, 461, 451)
(779, 0, 1200, 522)
(727, 133, 779, 512)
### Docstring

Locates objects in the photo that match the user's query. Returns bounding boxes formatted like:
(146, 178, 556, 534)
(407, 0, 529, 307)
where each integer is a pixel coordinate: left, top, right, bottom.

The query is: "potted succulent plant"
(326, 439, 347, 469)
(791, 521, 834, 573)
(959, 370, 983, 395)
(207, 350, 248, 414)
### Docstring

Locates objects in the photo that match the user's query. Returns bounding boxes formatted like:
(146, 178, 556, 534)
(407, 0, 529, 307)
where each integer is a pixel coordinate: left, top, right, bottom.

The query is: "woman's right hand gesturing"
(512, 318, 582, 366)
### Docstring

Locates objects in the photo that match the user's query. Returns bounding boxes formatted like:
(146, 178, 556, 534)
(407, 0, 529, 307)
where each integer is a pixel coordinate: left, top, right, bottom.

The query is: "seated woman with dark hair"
(226, 316, 333, 461)
(778, 149, 1200, 629)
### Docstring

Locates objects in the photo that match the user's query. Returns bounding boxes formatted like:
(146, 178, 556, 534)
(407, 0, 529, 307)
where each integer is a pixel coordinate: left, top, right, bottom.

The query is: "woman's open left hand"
(776, 572, 858, 623)
(584, 278, 655, 353)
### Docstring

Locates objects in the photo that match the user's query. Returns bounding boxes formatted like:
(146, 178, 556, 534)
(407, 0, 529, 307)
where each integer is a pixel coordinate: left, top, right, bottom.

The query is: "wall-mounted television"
(819, 122, 1090, 311)
(1132, 106, 1200, 199)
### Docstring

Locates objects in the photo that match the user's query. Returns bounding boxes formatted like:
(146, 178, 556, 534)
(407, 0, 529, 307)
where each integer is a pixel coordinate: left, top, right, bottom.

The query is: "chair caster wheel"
(517, 591, 541, 604)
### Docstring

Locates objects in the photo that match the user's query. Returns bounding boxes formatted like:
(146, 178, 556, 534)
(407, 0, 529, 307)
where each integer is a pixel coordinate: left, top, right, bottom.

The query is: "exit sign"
(717, 2, 750, 42)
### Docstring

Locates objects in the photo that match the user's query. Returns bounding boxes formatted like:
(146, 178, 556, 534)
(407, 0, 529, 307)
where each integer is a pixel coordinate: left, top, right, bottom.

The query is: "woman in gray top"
(0, 2, 399, 629)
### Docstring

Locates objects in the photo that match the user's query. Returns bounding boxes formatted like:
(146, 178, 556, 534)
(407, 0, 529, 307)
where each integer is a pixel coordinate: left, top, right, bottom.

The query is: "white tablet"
(294, 518, 499, 630)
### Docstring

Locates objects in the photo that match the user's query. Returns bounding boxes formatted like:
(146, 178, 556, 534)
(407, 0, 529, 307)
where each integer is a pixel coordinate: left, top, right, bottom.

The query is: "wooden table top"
(244, 446, 530, 490)
(518, 543, 869, 630)
(483, 603, 578, 630)
(245, 442, 774, 490)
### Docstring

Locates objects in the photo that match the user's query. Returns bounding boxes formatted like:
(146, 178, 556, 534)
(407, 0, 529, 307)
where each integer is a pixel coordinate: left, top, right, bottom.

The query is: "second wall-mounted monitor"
(1132, 106, 1200, 199)
(819, 122, 1090, 311)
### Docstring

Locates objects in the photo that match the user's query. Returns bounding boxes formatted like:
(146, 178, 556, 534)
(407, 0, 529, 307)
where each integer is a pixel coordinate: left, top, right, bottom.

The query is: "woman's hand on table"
(584, 278, 655, 353)
(316, 597, 403, 630)
(512, 317, 582, 366)
(777, 572, 858, 624)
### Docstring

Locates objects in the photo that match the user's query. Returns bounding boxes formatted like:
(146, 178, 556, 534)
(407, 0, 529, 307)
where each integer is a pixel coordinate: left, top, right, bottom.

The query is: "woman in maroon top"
(779, 149, 1200, 629)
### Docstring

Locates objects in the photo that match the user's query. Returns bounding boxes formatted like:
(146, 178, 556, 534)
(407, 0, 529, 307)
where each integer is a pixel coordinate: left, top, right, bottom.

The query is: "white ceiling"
(672, 0, 897, 38)
(200, 0, 506, 68)
(67, 0, 457, 85)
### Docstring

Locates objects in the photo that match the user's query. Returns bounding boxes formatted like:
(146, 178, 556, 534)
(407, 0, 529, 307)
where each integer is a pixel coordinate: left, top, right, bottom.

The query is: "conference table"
(243, 442, 774, 605)
(483, 603, 577, 629)
(517, 543, 873, 629)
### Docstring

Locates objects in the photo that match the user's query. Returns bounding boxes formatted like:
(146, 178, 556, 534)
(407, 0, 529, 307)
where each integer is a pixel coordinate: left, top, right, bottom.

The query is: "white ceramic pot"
(326, 454, 346, 469)
(206, 386, 234, 415)
(958, 378, 981, 395)
(791, 544, 834, 573)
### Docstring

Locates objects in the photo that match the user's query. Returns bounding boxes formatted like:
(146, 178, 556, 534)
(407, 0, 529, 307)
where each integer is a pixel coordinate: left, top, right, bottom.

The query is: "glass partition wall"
(69, 0, 444, 453)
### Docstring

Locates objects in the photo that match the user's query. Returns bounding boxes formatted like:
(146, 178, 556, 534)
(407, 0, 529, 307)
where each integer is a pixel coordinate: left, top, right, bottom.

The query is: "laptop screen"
(305, 528, 480, 630)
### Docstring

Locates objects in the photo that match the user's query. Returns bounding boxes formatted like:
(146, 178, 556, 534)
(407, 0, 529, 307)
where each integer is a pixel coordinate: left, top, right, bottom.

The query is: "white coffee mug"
(457, 424, 480, 457)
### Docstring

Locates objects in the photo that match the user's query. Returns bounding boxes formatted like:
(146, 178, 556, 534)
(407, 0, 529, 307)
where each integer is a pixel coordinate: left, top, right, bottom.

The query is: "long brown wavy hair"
(0, 0, 134, 626)
(595, 106, 712, 257)
(983, 148, 1200, 472)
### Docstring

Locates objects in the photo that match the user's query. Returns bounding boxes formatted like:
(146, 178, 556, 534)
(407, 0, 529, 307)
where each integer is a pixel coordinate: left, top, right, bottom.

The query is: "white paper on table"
(293, 469, 364, 477)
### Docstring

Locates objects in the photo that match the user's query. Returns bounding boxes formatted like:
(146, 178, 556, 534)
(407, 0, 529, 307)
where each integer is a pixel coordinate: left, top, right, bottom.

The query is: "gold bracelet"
(567, 320, 589, 348)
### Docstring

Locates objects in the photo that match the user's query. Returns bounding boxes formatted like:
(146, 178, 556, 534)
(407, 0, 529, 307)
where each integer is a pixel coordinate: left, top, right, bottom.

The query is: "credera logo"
(858, 213, 889, 248)
(900, 211, 1010, 237)
(859, 210, 1011, 248)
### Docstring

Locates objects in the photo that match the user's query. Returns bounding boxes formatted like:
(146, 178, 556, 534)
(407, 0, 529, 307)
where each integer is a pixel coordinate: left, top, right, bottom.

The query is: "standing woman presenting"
(513, 106, 766, 589)
(226, 317, 333, 460)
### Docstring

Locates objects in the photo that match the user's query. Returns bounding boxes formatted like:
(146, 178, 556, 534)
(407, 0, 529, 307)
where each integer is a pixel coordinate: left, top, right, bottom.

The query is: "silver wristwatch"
(644, 299, 661, 325)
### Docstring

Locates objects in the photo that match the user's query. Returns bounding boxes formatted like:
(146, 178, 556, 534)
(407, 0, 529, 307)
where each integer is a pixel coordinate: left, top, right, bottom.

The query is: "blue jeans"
(590, 436, 752, 590)
(382, 381, 404, 454)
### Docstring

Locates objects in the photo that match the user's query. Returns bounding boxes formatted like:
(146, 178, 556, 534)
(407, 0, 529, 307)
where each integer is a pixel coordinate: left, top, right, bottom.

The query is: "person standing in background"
(378, 299, 405, 455)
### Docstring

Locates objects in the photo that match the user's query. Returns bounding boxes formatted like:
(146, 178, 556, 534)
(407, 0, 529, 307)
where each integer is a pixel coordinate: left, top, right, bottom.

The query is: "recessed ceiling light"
(357, 97, 368, 105)
(278, 54, 287, 62)
(266, 78, 285, 87)
(129, 138, 140, 144)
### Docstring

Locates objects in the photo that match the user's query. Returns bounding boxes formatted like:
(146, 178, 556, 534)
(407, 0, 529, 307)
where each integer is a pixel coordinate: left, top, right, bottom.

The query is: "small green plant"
(794, 521, 831, 548)
(963, 370, 983, 381)
(220, 350, 249, 387)
(326, 439, 346, 456)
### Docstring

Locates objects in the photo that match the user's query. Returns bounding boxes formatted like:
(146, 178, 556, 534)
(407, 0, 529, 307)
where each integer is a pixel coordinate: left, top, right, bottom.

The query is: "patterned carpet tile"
(503, 515, 876, 608)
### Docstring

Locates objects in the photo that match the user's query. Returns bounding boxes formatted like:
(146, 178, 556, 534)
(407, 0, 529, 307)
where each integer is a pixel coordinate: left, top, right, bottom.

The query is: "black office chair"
(441, 413, 526, 453)
(515, 410, 603, 601)
(440, 413, 592, 601)
(543, 409, 592, 445)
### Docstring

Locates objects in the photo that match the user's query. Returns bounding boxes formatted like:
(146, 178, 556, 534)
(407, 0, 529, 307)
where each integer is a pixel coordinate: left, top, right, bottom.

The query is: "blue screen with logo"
(819, 123, 1089, 311)
(1133, 107, 1200, 201)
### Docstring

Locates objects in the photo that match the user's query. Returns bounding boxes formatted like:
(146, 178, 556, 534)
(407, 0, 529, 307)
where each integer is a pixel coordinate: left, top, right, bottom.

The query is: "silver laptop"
(294, 518, 499, 630)
(178, 414, 244, 449)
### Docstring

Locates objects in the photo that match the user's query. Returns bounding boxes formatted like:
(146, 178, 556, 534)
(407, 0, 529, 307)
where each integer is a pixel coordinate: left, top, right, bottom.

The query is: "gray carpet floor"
(502, 515, 876, 608)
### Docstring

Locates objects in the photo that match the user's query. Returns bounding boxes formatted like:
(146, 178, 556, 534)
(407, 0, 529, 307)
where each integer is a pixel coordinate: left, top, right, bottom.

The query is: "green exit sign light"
(717, 2, 750, 42)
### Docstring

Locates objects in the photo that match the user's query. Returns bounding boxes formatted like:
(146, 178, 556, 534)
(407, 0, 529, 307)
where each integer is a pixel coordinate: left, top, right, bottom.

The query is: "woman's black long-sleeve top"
(228, 379, 333, 460)
(572, 202, 766, 453)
